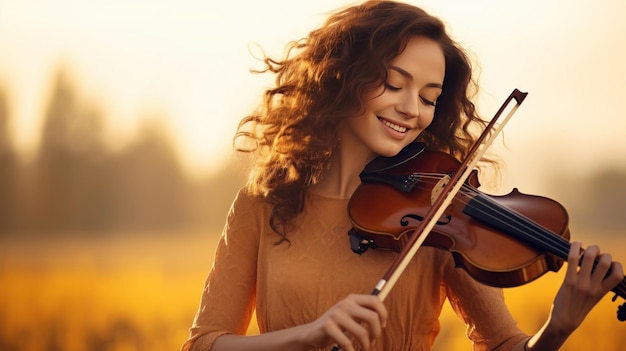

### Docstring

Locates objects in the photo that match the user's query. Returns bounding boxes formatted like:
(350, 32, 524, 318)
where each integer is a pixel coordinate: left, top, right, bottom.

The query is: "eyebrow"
(389, 66, 443, 89)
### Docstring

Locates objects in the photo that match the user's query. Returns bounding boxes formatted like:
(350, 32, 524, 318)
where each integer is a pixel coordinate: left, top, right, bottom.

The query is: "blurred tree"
(30, 67, 111, 234)
(107, 118, 190, 232)
(549, 167, 626, 234)
(186, 157, 245, 233)
(0, 84, 20, 234)
(24, 66, 243, 236)
(29, 66, 198, 235)
(580, 168, 626, 231)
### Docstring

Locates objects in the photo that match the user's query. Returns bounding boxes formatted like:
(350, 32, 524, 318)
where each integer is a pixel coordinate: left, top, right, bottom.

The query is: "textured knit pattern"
(182, 189, 528, 351)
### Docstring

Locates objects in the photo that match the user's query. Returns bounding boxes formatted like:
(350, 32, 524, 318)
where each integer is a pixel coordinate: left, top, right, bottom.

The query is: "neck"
(310, 135, 376, 199)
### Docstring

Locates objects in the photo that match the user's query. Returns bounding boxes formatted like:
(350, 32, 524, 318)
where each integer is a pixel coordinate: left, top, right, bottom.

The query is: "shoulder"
(224, 187, 272, 233)
(229, 187, 271, 214)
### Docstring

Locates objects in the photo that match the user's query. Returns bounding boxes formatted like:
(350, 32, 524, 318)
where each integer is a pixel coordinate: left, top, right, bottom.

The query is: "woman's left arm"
(522, 241, 624, 351)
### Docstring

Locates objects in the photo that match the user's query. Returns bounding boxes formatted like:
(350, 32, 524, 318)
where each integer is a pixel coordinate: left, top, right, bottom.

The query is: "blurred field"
(1, 231, 625, 351)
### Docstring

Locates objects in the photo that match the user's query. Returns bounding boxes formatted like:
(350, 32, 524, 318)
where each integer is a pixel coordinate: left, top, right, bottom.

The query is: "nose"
(396, 92, 419, 119)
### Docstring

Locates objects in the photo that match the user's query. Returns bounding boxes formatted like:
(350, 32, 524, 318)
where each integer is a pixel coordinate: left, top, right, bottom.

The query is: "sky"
(0, 0, 625, 192)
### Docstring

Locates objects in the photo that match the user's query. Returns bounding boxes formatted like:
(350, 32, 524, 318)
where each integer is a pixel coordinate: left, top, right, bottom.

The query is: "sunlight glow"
(0, 0, 624, 183)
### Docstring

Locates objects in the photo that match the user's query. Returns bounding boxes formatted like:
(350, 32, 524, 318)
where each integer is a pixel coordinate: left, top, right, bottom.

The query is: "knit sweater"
(182, 189, 528, 351)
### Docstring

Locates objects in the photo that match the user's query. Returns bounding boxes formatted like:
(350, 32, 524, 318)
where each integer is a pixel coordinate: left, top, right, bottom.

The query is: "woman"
(182, 1, 624, 350)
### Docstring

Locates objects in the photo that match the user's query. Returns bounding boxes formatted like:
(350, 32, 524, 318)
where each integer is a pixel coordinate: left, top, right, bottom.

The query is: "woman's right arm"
(183, 190, 387, 351)
(203, 293, 388, 351)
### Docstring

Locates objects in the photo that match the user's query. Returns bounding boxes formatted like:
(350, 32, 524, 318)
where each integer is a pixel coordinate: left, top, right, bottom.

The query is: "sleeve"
(443, 257, 529, 351)
(181, 189, 263, 351)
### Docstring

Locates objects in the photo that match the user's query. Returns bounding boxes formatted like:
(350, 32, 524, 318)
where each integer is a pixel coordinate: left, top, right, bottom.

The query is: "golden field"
(1, 231, 625, 351)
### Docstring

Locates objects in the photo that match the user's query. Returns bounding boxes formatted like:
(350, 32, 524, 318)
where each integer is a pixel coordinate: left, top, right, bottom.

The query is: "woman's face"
(342, 36, 445, 158)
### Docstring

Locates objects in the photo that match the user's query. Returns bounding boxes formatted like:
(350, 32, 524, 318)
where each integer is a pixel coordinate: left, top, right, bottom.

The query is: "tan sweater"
(182, 189, 528, 351)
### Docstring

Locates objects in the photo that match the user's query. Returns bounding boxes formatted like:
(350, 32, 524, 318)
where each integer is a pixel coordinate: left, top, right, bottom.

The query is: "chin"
(373, 144, 407, 158)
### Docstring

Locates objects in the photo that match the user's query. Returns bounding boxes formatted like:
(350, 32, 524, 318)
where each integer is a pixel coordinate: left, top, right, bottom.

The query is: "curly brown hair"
(234, 0, 485, 241)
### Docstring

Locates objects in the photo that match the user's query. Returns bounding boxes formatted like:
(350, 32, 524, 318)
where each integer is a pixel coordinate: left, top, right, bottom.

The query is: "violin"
(349, 142, 569, 287)
(347, 141, 626, 320)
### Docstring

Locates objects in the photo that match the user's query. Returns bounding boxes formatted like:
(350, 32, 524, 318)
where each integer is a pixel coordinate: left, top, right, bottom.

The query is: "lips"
(378, 117, 409, 133)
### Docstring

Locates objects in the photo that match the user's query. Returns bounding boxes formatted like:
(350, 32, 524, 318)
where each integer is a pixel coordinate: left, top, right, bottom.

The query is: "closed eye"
(384, 82, 401, 91)
(420, 96, 436, 107)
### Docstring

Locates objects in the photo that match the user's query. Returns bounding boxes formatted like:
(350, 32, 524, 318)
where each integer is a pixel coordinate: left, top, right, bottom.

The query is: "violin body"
(348, 147, 571, 288)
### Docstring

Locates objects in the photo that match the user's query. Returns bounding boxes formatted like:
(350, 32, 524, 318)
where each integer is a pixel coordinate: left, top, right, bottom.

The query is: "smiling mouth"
(378, 117, 408, 133)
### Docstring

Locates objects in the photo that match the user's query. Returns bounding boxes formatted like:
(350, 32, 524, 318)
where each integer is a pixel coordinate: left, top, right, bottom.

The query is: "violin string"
(410, 174, 626, 297)
(461, 185, 572, 257)
(410, 174, 571, 257)
(454, 185, 626, 275)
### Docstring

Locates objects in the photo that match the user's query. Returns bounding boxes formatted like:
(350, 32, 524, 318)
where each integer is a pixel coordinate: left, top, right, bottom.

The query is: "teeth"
(379, 117, 407, 133)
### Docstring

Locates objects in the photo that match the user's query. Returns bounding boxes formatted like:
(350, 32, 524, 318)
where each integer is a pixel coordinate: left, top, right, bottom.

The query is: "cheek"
(362, 87, 389, 110)
(418, 111, 436, 129)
